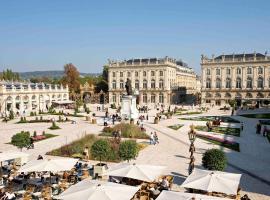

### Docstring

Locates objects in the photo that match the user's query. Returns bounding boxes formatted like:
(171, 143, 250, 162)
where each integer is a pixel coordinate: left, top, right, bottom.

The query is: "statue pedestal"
(120, 95, 139, 120)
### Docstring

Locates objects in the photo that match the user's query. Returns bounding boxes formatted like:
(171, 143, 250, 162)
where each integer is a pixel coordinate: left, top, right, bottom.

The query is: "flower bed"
(240, 113, 270, 119)
(32, 133, 58, 141)
(167, 124, 183, 130)
(194, 125, 240, 137)
(177, 111, 202, 116)
(197, 133, 240, 152)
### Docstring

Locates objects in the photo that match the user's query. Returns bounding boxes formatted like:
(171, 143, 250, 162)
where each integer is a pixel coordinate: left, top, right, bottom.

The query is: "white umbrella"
(156, 190, 230, 200)
(181, 169, 241, 195)
(105, 163, 166, 182)
(55, 179, 139, 200)
(0, 151, 29, 162)
(18, 158, 78, 173)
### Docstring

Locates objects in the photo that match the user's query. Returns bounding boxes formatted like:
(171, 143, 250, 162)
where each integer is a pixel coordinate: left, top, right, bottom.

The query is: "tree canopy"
(62, 63, 80, 94)
(0, 69, 20, 81)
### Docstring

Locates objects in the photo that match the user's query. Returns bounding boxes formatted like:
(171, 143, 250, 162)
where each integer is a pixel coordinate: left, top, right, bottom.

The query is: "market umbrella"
(105, 163, 166, 182)
(0, 151, 29, 163)
(181, 169, 241, 195)
(18, 158, 78, 173)
(55, 179, 139, 200)
(156, 190, 230, 200)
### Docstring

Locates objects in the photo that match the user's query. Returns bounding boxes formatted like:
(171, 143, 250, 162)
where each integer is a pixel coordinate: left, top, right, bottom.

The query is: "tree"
(102, 65, 109, 81)
(119, 140, 138, 162)
(91, 139, 110, 163)
(228, 99, 236, 108)
(202, 149, 227, 171)
(0, 69, 20, 81)
(62, 63, 80, 96)
(11, 131, 31, 151)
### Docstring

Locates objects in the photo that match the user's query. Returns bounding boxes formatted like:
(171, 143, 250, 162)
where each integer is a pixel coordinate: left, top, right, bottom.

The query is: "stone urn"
(154, 117, 159, 124)
(92, 118, 97, 124)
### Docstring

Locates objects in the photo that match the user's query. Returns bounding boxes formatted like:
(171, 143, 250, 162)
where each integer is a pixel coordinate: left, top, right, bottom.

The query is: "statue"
(125, 78, 132, 95)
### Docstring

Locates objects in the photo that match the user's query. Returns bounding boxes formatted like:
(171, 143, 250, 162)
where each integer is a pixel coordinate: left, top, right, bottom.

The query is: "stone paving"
(0, 105, 269, 199)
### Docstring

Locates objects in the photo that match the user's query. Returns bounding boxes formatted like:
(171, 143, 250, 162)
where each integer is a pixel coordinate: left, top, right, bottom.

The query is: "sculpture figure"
(125, 78, 132, 95)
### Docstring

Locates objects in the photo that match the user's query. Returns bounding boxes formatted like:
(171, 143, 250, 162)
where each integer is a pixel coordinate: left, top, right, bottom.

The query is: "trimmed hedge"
(202, 149, 227, 171)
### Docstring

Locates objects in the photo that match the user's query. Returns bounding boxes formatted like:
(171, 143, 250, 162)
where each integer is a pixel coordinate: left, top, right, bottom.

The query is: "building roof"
(214, 53, 265, 60)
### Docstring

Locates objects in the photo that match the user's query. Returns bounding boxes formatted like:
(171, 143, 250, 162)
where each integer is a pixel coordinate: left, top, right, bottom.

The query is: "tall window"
(258, 67, 263, 74)
(151, 71, 155, 76)
(226, 78, 231, 88)
(120, 80, 124, 89)
(143, 71, 147, 76)
(127, 72, 131, 77)
(206, 69, 211, 75)
(206, 78, 211, 88)
(151, 79, 155, 88)
(112, 94, 116, 103)
(216, 68, 220, 75)
(120, 72, 123, 77)
(226, 68, 231, 75)
(151, 94, 156, 103)
(143, 93, 147, 103)
(237, 68, 241, 74)
(159, 71, 163, 76)
(112, 72, 116, 77)
(159, 79, 164, 88)
(216, 78, 221, 89)
(257, 77, 263, 88)
(247, 77, 252, 88)
(112, 80, 116, 89)
(236, 78, 241, 89)
(247, 68, 252, 74)
(143, 80, 147, 89)
(135, 71, 139, 77)
(135, 80, 139, 89)
(159, 93, 164, 103)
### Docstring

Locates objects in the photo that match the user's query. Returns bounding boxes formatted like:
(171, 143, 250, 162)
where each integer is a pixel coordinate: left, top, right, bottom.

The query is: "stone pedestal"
(120, 95, 139, 120)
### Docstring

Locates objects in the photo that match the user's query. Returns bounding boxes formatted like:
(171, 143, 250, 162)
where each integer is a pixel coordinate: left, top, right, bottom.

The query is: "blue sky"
(0, 0, 269, 74)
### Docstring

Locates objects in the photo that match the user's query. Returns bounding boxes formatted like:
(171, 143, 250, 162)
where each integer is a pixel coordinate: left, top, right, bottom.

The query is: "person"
(146, 114, 149, 121)
(262, 125, 268, 137)
(160, 177, 169, 190)
(83, 147, 89, 160)
(241, 194, 251, 200)
(154, 132, 159, 144)
(256, 123, 261, 134)
(150, 132, 154, 145)
(37, 155, 43, 160)
(241, 122, 244, 131)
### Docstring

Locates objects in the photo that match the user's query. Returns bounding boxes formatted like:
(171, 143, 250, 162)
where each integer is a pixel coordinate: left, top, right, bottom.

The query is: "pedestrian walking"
(154, 132, 159, 144)
(150, 132, 155, 145)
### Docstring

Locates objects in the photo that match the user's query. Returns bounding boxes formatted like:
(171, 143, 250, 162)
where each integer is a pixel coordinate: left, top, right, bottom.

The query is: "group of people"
(256, 123, 268, 137)
(150, 132, 159, 145)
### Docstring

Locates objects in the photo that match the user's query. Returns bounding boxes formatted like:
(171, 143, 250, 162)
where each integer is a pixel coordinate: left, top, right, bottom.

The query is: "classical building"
(201, 52, 270, 106)
(108, 57, 197, 106)
(0, 81, 69, 116)
(80, 82, 108, 104)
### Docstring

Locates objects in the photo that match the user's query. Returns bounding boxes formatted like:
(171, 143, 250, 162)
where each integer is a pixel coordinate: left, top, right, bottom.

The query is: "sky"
(0, 0, 270, 74)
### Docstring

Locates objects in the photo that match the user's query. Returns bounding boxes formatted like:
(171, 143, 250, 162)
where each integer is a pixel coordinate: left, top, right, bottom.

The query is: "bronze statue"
(125, 78, 132, 95)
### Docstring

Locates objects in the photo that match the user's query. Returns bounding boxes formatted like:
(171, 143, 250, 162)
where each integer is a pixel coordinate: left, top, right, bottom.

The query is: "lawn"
(180, 116, 240, 123)
(176, 111, 202, 116)
(240, 113, 270, 119)
(194, 125, 240, 137)
(167, 124, 183, 130)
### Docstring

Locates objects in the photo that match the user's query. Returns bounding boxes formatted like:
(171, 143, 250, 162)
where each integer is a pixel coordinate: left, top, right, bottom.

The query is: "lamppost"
(188, 124, 196, 175)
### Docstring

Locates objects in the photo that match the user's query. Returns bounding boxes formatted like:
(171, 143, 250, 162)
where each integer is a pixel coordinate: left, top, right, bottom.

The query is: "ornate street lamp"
(188, 124, 197, 144)
(188, 124, 196, 175)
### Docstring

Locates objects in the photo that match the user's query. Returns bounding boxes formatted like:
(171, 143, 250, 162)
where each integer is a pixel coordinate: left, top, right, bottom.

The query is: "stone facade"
(0, 82, 69, 116)
(108, 57, 197, 106)
(80, 82, 108, 104)
(201, 52, 270, 106)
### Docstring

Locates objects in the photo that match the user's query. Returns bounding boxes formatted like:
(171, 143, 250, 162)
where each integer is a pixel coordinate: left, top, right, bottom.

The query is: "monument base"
(120, 95, 139, 120)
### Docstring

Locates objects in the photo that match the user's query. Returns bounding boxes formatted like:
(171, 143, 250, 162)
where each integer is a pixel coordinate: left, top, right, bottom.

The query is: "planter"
(154, 117, 159, 124)
(86, 116, 91, 121)
(92, 118, 97, 124)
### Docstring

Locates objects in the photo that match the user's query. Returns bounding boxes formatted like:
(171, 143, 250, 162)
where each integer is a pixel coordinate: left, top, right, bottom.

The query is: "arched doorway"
(83, 92, 92, 104)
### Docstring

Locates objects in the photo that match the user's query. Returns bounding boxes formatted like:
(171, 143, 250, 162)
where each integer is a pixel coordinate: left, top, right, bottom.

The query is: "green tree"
(119, 140, 138, 162)
(11, 131, 31, 151)
(228, 99, 236, 108)
(91, 139, 110, 163)
(62, 63, 80, 96)
(202, 149, 227, 171)
(0, 69, 20, 81)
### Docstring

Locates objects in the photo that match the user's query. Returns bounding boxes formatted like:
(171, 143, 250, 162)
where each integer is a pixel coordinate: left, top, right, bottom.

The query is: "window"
(135, 80, 139, 89)
(159, 93, 164, 103)
(216, 78, 221, 89)
(112, 94, 116, 103)
(257, 77, 263, 88)
(206, 69, 211, 75)
(112, 80, 116, 89)
(226, 68, 231, 75)
(151, 71, 155, 76)
(151, 94, 156, 103)
(247, 68, 252, 74)
(135, 71, 139, 77)
(236, 78, 241, 89)
(216, 68, 220, 75)
(206, 99, 211, 103)
(120, 80, 124, 89)
(159, 79, 164, 88)
(237, 68, 241, 74)
(120, 72, 123, 77)
(127, 72, 131, 77)
(226, 78, 231, 88)
(258, 67, 263, 74)
(159, 71, 163, 76)
(112, 72, 116, 77)
(206, 78, 211, 88)
(143, 93, 147, 103)
(247, 77, 252, 88)
(151, 79, 156, 88)
(143, 71, 147, 76)
(143, 80, 147, 89)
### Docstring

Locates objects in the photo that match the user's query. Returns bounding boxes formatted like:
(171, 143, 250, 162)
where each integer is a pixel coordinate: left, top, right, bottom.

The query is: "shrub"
(111, 103, 116, 109)
(11, 131, 31, 150)
(92, 113, 96, 117)
(119, 140, 138, 162)
(30, 112, 34, 116)
(202, 149, 227, 171)
(9, 110, 14, 120)
(91, 139, 110, 163)
(42, 131, 45, 136)
(49, 121, 60, 130)
(33, 131, 37, 137)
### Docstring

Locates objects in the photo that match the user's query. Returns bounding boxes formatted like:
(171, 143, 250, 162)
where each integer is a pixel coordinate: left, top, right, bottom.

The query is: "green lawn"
(240, 113, 270, 119)
(194, 125, 240, 137)
(176, 111, 202, 116)
(167, 124, 183, 130)
(180, 116, 240, 123)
